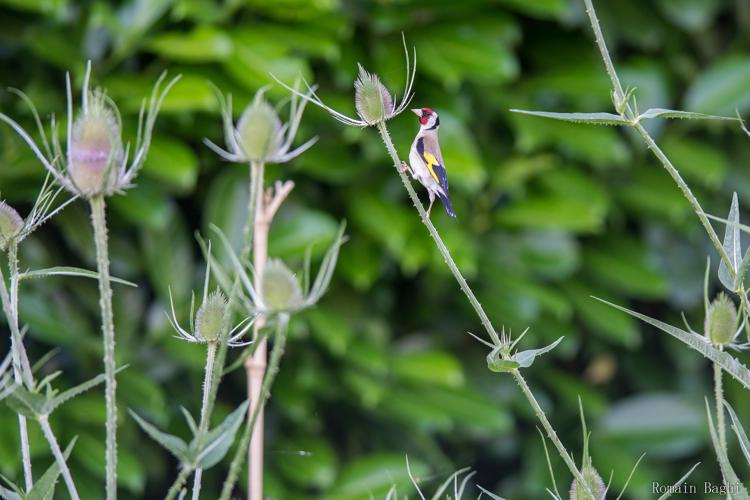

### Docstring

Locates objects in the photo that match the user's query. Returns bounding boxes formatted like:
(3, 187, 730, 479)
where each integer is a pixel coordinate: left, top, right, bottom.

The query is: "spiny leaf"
(514, 337, 564, 368)
(5, 386, 46, 418)
(657, 463, 701, 500)
(595, 297, 750, 389)
(705, 399, 750, 499)
(18, 266, 137, 287)
(718, 193, 741, 291)
(477, 485, 506, 499)
(129, 410, 189, 461)
(637, 108, 737, 121)
(43, 366, 126, 415)
(510, 109, 631, 126)
(724, 402, 750, 467)
(193, 400, 249, 469)
(429, 467, 472, 500)
(26, 437, 77, 500)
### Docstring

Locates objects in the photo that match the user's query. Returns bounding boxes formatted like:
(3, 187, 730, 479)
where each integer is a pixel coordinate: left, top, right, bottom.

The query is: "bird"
(403, 107, 456, 218)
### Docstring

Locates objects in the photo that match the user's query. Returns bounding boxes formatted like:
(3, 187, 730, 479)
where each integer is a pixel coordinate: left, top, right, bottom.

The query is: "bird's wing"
(416, 135, 449, 194)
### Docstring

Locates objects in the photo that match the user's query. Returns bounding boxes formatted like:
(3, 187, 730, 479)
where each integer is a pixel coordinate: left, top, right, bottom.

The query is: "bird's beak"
(411, 109, 421, 117)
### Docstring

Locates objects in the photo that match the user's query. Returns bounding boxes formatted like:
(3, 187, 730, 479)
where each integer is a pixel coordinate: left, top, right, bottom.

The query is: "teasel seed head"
(261, 259, 304, 312)
(68, 89, 124, 197)
(569, 463, 606, 500)
(705, 293, 738, 347)
(0, 201, 23, 249)
(354, 64, 395, 125)
(195, 290, 228, 343)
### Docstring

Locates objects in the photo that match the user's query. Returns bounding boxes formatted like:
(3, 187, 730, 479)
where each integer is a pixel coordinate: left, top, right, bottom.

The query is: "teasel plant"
(0, 60, 180, 499)
(0, 176, 131, 499)
(275, 36, 602, 499)
(202, 82, 320, 499)
(508, 0, 750, 493)
(128, 246, 255, 500)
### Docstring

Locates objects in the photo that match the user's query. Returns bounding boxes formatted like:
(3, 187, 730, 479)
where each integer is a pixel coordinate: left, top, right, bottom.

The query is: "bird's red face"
(411, 108, 439, 129)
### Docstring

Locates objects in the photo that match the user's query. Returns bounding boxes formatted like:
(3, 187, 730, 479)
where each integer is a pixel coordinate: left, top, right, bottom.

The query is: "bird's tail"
(438, 191, 456, 218)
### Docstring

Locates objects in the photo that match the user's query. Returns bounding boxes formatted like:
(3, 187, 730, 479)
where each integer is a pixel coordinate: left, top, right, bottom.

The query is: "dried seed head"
(261, 259, 304, 312)
(705, 293, 738, 346)
(195, 290, 228, 342)
(69, 89, 123, 197)
(236, 92, 283, 161)
(569, 464, 606, 500)
(354, 64, 394, 125)
(0, 201, 23, 248)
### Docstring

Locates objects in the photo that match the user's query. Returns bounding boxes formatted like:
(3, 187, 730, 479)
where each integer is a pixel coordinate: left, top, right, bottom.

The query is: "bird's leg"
(426, 197, 434, 219)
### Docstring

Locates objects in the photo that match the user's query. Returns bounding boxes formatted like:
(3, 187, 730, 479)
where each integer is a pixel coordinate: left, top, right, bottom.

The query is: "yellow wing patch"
(422, 152, 440, 183)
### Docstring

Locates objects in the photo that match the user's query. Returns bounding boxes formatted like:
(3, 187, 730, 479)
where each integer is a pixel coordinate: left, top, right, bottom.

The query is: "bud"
(569, 464, 606, 500)
(354, 64, 394, 125)
(195, 290, 228, 342)
(705, 293, 737, 346)
(0, 201, 23, 248)
(236, 91, 283, 161)
(261, 259, 304, 312)
(69, 90, 123, 197)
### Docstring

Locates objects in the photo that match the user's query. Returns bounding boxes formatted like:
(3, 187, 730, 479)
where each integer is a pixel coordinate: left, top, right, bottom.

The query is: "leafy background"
(0, 0, 749, 498)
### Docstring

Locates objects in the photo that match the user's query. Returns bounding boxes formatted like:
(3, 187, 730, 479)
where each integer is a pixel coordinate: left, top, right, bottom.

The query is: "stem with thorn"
(190, 341, 218, 500)
(39, 415, 80, 500)
(714, 354, 727, 454)
(89, 194, 118, 500)
(4, 242, 33, 491)
(376, 120, 593, 499)
(222, 314, 289, 500)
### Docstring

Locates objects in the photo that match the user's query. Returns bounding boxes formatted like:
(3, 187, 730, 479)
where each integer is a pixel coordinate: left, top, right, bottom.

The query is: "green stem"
(375, 121, 500, 346)
(219, 314, 289, 500)
(39, 415, 80, 500)
(191, 341, 218, 500)
(582, 0, 733, 274)
(633, 122, 732, 272)
(165, 467, 191, 500)
(512, 371, 594, 500)
(5, 242, 33, 491)
(714, 355, 727, 454)
(89, 194, 118, 499)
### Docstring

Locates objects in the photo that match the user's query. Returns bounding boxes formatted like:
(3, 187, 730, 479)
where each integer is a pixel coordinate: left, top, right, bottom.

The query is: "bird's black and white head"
(412, 108, 440, 131)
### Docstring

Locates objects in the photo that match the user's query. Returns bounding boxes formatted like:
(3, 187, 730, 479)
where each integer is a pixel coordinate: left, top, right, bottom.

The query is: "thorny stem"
(165, 466, 191, 500)
(375, 121, 500, 346)
(375, 120, 590, 494)
(5, 242, 33, 491)
(190, 341, 218, 500)
(39, 415, 80, 500)
(221, 314, 289, 500)
(90, 194, 118, 500)
(512, 372, 595, 500)
(714, 355, 727, 455)
(582, 0, 733, 274)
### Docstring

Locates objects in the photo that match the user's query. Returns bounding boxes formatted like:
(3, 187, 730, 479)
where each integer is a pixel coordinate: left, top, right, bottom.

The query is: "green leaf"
(510, 109, 631, 126)
(0, 477, 21, 500)
(496, 195, 606, 233)
(719, 193, 741, 291)
(596, 297, 750, 390)
(513, 336, 563, 368)
(26, 437, 76, 500)
(637, 108, 736, 121)
(269, 210, 339, 259)
(18, 266, 137, 287)
(147, 26, 233, 62)
(276, 435, 337, 489)
(685, 55, 750, 115)
(129, 410, 189, 461)
(5, 386, 46, 418)
(43, 371, 111, 415)
(724, 402, 750, 467)
(705, 400, 750, 499)
(194, 400, 249, 469)
(657, 463, 701, 500)
(142, 137, 199, 193)
(486, 351, 521, 373)
(477, 485, 507, 499)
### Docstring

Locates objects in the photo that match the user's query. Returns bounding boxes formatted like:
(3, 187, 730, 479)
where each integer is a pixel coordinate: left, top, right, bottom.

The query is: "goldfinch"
(404, 108, 456, 218)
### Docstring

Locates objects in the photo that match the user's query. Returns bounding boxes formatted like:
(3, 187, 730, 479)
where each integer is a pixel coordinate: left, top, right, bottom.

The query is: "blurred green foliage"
(1, 0, 750, 498)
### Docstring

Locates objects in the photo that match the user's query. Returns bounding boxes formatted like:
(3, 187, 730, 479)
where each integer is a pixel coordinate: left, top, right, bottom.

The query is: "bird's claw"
(400, 161, 411, 174)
